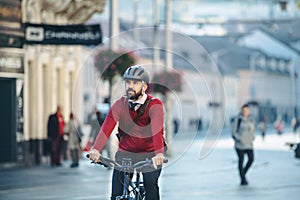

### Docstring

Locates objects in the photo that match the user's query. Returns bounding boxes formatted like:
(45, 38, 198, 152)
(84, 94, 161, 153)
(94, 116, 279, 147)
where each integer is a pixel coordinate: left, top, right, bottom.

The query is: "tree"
(94, 49, 136, 104)
(149, 70, 182, 95)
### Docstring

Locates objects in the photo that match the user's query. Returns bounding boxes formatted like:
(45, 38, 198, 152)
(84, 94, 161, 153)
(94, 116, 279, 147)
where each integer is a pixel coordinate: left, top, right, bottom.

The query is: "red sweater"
(93, 94, 165, 155)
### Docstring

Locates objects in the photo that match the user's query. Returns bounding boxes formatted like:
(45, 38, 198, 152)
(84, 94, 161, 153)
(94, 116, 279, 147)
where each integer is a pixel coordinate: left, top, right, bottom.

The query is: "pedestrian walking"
(274, 117, 284, 135)
(64, 113, 82, 168)
(88, 65, 167, 200)
(292, 116, 300, 135)
(258, 119, 266, 140)
(47, 105, 65, 167)
(88, 108, 111, 158)
(89, 108, 103, 144)
(84, 107, 98, 152)
(232, 103, 255, 186)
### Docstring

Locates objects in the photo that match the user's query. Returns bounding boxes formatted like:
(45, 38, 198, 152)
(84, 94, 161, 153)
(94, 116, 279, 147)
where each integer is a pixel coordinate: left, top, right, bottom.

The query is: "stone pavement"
(160, 131, 300, 200)
(0, 131, 299, 200)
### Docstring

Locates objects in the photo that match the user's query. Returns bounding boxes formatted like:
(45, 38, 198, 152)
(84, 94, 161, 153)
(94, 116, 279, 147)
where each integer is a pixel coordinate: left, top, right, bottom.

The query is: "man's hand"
(89, 149, 101, 163)
(152, 153, 164, 169)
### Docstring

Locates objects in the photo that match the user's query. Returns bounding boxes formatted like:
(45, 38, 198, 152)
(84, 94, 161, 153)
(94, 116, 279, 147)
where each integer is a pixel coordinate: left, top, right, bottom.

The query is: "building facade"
(0, 0, 25, 165)
(0, 0, 106, 166)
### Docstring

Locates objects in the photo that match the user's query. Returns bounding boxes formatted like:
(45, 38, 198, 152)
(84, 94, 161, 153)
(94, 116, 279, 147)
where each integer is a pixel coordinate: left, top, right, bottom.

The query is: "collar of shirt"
(128, 94, 147, 111)
(128, 93, 147, 105)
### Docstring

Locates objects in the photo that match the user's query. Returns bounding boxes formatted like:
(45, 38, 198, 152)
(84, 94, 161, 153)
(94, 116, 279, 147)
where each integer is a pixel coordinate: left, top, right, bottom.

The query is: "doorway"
(0, 78, 17, 163)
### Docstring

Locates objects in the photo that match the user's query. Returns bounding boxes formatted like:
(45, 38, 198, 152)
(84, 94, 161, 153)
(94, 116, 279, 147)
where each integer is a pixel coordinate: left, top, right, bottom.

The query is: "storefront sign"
(0, 50, 24, 74)
(25, 23, 102, 45)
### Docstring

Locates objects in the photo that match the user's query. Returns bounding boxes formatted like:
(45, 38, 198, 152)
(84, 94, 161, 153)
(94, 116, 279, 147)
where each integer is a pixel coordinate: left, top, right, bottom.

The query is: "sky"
(90, 0, 300, 25)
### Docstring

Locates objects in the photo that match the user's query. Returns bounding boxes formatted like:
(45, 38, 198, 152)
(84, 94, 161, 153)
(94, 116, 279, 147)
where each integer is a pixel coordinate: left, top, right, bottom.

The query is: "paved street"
(0, 130, 299, 200)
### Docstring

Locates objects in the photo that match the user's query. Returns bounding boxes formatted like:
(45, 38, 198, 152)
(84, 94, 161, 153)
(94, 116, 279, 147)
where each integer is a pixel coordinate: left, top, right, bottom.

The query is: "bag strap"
(133, 98, 168, 152)
(132, 98, 151, 124)
(127, 98, 152, 133)
(232, 115, 242, 140)
(121, 97, 168, 152)
(236, 116, 242, 133)
(117, 97, 153, 141)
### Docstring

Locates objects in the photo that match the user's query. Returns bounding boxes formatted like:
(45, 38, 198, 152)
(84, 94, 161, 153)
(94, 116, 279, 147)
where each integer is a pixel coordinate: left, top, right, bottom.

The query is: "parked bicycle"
(86, 154, 168, 200)
(286, 142, 300, 159)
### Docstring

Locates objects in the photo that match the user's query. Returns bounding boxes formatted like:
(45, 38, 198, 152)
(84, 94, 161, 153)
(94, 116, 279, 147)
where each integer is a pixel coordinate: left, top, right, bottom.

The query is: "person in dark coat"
(47, 105, 65, 167)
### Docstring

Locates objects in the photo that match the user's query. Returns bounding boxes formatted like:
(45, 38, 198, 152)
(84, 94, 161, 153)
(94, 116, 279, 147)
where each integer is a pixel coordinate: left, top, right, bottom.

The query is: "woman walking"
(64, 113, 82, 168)
(232, 104, 255, 186)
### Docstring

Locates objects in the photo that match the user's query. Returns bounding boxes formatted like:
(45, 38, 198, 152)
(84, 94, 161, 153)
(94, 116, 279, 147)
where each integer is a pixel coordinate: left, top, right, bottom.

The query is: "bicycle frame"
(116, 161, 145, 200)
(132, 172, 145, 200)
(87, 154, 167, 200)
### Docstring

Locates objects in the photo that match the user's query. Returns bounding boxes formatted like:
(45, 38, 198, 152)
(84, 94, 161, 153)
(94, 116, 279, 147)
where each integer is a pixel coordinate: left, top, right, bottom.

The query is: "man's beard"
(126, 88, 142, 100)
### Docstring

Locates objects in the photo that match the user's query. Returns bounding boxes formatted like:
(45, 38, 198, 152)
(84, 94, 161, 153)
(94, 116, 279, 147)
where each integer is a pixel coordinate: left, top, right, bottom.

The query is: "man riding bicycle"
(89, 65, 166, 200)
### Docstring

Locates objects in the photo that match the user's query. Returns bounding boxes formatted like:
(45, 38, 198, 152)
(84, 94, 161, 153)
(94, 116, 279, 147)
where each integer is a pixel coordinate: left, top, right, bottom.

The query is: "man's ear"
(143, 83, 148, 91)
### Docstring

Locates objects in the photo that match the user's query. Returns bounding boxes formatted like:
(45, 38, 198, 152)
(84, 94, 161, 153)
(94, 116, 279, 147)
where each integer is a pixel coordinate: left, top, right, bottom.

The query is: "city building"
(0, 0, 24, 165)
(0, 0, 106, 166)
(1, 0, 300, 167)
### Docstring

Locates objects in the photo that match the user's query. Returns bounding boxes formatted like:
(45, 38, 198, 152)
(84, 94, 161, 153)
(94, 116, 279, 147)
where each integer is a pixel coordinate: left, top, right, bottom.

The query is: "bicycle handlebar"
(86, 154, 168, 170)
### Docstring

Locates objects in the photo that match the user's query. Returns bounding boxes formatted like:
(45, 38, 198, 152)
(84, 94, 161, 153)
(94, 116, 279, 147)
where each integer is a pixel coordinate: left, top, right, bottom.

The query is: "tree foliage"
(94, 49, 136, 81)
(149, 70, 182, 95)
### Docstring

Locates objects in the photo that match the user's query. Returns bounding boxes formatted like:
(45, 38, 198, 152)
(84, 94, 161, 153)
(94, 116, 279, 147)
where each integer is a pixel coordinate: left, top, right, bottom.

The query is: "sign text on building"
(25, 23, 102, 45)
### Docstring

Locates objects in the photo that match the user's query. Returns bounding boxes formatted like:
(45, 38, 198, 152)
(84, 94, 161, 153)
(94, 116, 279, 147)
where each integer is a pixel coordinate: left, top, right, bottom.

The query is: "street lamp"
(109, 0, 119, 51)
(153, 0, 160, 71)
(250, 52, 259, 100)
(134, 0, 140, 49)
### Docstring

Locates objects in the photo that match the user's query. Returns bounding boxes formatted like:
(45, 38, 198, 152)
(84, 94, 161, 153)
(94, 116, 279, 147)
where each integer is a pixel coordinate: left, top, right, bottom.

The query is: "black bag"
(232, 116, 242, 140)
(295, 143, 300, 159)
